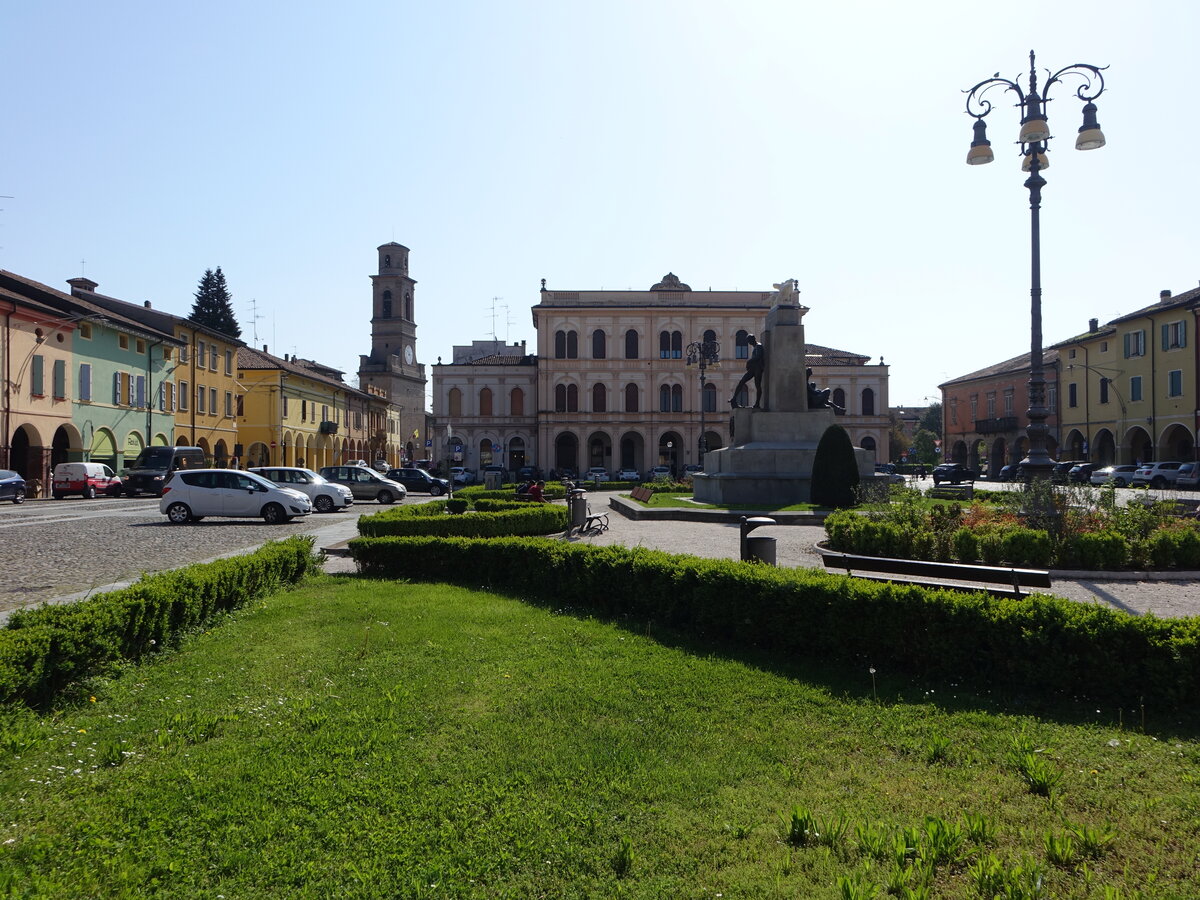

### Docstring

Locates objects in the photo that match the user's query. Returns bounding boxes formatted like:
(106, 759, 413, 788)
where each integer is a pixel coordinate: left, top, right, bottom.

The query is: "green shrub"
(346, 535, 1200, 708)
(1061, 530, 1129, 570)
(999, 527, 1052, 567)
(811, 425, 860, 509)
(953, 528, 979, 563)
(358, 503, 568, 538)
(0, 537, 318, 708)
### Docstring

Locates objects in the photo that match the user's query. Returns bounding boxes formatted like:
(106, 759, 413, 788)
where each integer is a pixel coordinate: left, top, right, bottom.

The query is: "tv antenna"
(488, 296, 504, 345)
(247, 297, 265, 344)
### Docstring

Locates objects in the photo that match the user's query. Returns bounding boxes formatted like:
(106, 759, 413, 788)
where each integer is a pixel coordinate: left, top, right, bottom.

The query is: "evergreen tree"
(189, 267, 242, 338)
(810, 424, 860, 509)
(919, 402, 943, 438)
(912, 429, 939, 466)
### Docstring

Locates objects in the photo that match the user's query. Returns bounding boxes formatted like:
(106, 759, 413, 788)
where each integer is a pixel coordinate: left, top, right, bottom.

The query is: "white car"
(1090, 464, 1138, 487)
(616, 467, 641, 481)
(648, 465, 672, 481)
(586, 467, 611, 482)
(1132, 461, 1186, 489)
(248, 467, 353, 513)
(160, 469, 312, 524)
(450, 467, 476, 485)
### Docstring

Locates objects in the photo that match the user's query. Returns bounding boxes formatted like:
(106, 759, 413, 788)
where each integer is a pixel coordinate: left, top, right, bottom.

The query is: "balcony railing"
(974, 416, 1018, 434)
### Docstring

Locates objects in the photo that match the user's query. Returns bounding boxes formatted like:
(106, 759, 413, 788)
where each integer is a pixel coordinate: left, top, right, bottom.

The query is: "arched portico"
(554, 432, 579, 474)
(586, 431, 612, 473)
(619, 431, 644, 473)
(658, 431, 682, 475)
(1159, 423, 1194, 461)
(1063, 429, 1087, 461)
(1093, 429, 1116, 465)
(1123, 426, 1153, 464)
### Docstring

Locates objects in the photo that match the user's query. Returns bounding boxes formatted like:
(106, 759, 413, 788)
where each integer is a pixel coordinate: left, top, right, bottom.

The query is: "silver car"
(249, 467, 353, 513)
(319, 465, 408, 504)
(159, 469, 312, 524)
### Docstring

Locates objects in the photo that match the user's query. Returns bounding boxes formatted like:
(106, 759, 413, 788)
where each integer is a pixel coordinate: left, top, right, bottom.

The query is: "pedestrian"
(528, 480, 546, 503)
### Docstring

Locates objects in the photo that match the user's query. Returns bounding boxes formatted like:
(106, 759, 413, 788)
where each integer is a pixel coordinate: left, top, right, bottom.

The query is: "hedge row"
(454, 484, 569, 502)
(0, 536, 319, 708)
(357, 502, 568, 538)
(346, 535, 1200, 708)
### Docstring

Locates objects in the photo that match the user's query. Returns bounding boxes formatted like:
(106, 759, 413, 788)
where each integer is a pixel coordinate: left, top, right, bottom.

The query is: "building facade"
(431, 274, 890, 475)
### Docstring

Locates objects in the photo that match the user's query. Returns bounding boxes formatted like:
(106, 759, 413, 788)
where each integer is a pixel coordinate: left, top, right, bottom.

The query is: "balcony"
(318, 420, 339, 435)
(974, 416, 1018, 434)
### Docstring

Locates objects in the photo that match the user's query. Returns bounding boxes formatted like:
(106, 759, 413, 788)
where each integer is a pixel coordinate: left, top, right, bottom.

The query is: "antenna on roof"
(247, 297, 265, 344)
(488, 296, 504, 345)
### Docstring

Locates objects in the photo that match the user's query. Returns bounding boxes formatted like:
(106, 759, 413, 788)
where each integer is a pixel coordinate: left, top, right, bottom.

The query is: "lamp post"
(964, 50, 1107, 478)
(686, 338, 721, 460)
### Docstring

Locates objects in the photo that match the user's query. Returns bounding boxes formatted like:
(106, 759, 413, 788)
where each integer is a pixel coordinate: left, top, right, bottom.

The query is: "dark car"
(932, 463, 978, 485)
(998, 464, 1023, 482)
(0, 469, 27, 503)
(516, 466, 542, 482)
(385, 467, 450, 496)
(1068, 463, 1098, 484)
(1051, 460, 1086, 484)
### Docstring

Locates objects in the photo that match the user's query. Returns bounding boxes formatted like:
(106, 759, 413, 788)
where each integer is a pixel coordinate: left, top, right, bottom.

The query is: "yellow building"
(237, 345, 377, 469)
(1054, 286, 1199, 464)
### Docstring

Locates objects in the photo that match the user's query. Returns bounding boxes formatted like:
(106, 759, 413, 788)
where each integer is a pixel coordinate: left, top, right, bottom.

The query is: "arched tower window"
(381, 290, 392, 319)
(592, 329, 606, 359)
(404, 293, 413, 320)
(592, 383, 607, 412)
(861, 388, 875, 416)
(625, 329, 639, 359)
(703, 328, 717, 344)
(510, 387, 524, 416)
(479, 387, 493, 417)
(448, 387, 462, 418)
(383, 254, 391, 268)
(625, 383, 639, 412)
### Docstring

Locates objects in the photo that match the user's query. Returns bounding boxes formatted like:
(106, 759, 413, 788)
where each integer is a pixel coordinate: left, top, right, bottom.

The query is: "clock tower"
(359, 242, 428, 462)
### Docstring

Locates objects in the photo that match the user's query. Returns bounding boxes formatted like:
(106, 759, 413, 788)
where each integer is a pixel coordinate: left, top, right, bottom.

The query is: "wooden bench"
(630, 485, 654, 502)
(820, 551, 1051, 599)
(929, 483, 974, 501)
(584, 506, 610, 532)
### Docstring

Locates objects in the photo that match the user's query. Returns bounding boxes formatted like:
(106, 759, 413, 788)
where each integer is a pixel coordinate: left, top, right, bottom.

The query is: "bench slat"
(822, 552, 1051, 588)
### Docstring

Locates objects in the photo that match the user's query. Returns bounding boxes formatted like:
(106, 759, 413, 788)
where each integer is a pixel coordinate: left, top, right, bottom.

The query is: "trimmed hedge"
(357, 502, 568, 538)
(0, 536, 318, 708)
(346, 535, 1200, 708)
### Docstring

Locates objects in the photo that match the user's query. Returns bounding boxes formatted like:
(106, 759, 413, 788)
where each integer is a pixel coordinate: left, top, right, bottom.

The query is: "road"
(0, 495, 387, 622)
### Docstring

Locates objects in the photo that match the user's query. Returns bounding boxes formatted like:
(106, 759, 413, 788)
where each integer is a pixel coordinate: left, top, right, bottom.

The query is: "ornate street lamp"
(686, 338, 721, 458)
(964, 50, 1107, 478)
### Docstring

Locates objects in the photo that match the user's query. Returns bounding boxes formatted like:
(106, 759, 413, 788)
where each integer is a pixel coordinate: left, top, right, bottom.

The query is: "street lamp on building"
(686, 338, 720, 458)
(964, 50, 1107, 478)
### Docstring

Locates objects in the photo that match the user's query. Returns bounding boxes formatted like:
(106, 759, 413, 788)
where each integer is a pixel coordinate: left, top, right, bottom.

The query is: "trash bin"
(744, 535, 777, 565)
(484, 470, 502, 490)
(568, 488, 588, 531)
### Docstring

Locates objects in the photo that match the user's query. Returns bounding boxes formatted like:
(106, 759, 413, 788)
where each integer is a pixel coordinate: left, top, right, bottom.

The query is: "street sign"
(425, 439, 432, 447)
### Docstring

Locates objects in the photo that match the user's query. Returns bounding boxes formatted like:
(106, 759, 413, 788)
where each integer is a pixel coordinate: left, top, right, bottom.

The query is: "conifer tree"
(189, 267, 242, 338)
(810, 424, 860, 509)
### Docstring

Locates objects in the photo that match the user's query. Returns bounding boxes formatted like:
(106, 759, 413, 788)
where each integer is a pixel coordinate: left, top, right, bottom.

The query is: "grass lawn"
(636, 491, 820, 512)
(2, 575, 1198, 898)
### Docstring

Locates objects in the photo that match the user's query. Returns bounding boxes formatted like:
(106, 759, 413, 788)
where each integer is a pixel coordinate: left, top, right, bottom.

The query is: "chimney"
(66, 276, 98, 296)
(1161, 289, 1172, 301)
(143, 300, 152, 308)
(263, 344, 268, 353)
(1089, 317, 1098, 332)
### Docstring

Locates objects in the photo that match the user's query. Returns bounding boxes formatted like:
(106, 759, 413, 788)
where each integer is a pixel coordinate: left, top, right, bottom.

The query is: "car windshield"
(130, 447, 176, 469)
(301, 469, 329, 484)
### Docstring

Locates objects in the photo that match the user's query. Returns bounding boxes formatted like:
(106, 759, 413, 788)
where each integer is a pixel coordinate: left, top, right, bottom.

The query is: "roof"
(237, 345, 374, 401)
(940, 348, 1059, 388)
(1106, 284, 1200, 326)
(448, 354, 537, 367)
(806, 343, 872, 366)
(67, 285, 244, 347)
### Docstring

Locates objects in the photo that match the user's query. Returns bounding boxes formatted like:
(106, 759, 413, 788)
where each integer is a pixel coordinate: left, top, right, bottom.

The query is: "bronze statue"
(806, 368, 843, 411)
(730, 335, 764, 408)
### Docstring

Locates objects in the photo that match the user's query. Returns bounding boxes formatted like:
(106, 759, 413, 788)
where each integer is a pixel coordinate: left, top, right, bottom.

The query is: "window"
(625, 383, 639, 412)
(1099, 378, 1110, 404)
(566, 384, 578, 412)
(405, 292, 412, 320)
(210, 387, 217, 415)
(225, 391, 233, 417)
(659, 331, 671, 359)
(702, 383, 717, 412)
(210, 346, 218, 370)
(1123, 330, 1146, 358)
(1068, 349, 1076, 359)
(1003, 388, 1014, 414)
(833, 388, 846, 410)
(566, 331, 578, 359)
(479, 387, 493, 416)
(735, 330, 749, 360)
(237, 394, 244, 416)
(321, 404, 329, 422)
(79, 322, 92, 340)
(1047, 385, 1057, 412)
(136, 338, 146, 354)
(703, 329, 717, 345)
(382, 290, 392, 319)
(112, 372, 123, 405)
(1163, 321, 1187, 350)
(301, 400, 307, 421)
(659, 384, 671, 412)
(672, 384, 683, 411)
(197, 340, 206, 367)
(1100, 340, 1108, 352)
(592, 329, 606, 359)
(592, 383, 607, 413)
(158, 383, 165, 411)
(119, 334, 129, 350)
(1068, 383, 1078, 408)
(282, 396, 288, 418)
(79, 363, 92, 402)
(179, 341, 189, 363)
(30, 355, 44, 396)
(197, 384, 206, 414)
(554, 330, 578, 359)
(510, 387, 524, 416)
(985, 392, 995, 417)
(179, 380, 189, 411)
(671, 331, 682, 359)
(862, 388, 876, 416)
(970, 394, 978, 420)
(625, 329, 639, 359)
(1130, 376, 1143, 402)
(135, 375, 146, 409)
(555, 384, 567, 412)
(1169, 370, 1183, 397)
(448, 387, 462, 418)
(225, 350, 233, 375)
(950, 399, 958, 425)
(353, 409, 361, 428)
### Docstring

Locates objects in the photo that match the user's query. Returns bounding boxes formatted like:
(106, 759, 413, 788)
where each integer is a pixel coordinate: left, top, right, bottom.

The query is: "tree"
(919, 402, 943, 438)
(810, 424, 860, 509)
(189, 267, 242, 338)
(888, 410, 911, 462)
(912, 429, 939, 466)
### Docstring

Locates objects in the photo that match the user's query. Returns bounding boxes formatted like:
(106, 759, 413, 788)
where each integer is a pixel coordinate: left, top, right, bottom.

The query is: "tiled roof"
(806, 343, 872, 366)
(0, 270, 180, 343)
(72, 287, 244, 346)
(940, 348, 1059, 387)
(1106, 285, 1200, 325)
(457, 354, 537, 366)
(237, 345, 373, 401)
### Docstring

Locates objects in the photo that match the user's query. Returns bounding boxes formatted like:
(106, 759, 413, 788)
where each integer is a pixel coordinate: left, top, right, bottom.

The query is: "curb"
(608, 494, 828, 524)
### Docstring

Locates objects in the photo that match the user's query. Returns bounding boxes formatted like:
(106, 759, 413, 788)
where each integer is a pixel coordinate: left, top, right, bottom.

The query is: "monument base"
(692, 407, 874, 506)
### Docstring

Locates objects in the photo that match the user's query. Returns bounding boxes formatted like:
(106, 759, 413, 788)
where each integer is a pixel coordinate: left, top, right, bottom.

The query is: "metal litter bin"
(740, 516, 777, 565)
(484, 470, 502, 490)
(568, 488, 588, 531)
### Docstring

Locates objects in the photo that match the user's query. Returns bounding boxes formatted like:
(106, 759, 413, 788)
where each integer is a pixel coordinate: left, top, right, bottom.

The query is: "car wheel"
(53, 493, 65, 500)
(376, 490, 394, 504)
(1152, 476, 1167, 489)
(1114, 477, 1127, 487)
(12, 488, 25, 504)
(84, 485, 96, 499)
(262, 502, 287, 524)
(166, 502, 192, 524)
(314, 494, 335, 513)
(430, 484, 444, 496)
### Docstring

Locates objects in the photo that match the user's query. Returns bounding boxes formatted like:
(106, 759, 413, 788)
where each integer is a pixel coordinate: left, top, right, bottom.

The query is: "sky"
(4, 1, 1198, 408)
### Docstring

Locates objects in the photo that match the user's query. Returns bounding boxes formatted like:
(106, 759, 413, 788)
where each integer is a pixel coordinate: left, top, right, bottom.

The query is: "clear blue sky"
(4, 1, 1197, 407)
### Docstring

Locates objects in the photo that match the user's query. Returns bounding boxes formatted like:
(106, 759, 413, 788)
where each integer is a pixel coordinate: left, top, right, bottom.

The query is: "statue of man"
(730, 335, 764, 408)
(806, 368, 843, 411)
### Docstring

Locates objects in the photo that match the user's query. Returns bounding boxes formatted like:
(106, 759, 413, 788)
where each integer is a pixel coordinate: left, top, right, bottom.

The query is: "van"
(52, 462, 123, 499)
(123, 446, 208, 496)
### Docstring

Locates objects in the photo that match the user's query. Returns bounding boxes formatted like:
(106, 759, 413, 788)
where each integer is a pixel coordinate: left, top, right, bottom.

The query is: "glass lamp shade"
(1019, 117, 1051, 143)
(1075, 128, 1106, 150)
(1021, 151, 1050, 172)
(966, 144, 994, 165)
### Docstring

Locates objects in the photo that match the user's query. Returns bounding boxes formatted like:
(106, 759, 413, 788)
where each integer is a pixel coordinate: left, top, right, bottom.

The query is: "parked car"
(1133, 461, 1187, 489)
(371, 459, 390, 473)
(450, 467, 476, 486)
(616, 467, 641, 481)
(1090, 464, 1138, 487)
(1175, 462, 1200, 490)
(124, 446, 208, 497)
(875, 466, 905, 484)
(52, 462, 123, 499)
(648, 465, 672, 481)
(1050, 460, 1085, 483)
(319, 465, 408, 503)
(998, 464, 1023, 482)
(585, 467, 611, 482)
(248, 467, 353, 513)
(683, 464, 704, 480)
(1067, 463, 1098, 484)
(385, 467, 451, 496)
(0, 469, 26, 503)
(346, 459, 370, 468)
(931, 463, 978, 485)
(516, 466, 542, 482)
(159, 469, 312, 524)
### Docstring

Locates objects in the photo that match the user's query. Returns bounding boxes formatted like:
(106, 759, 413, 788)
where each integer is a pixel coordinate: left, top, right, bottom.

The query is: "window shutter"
(31, 356, 44, 395)
(1162, 324, 1170, 351)
(1123, 333, 1130, 358)
(1182, 321, 1188, 348)
(80, 364, 92, 402)
(113, 372, 122, 405)
(136, 375, 146, 408)
(158, 382, 166, 411)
